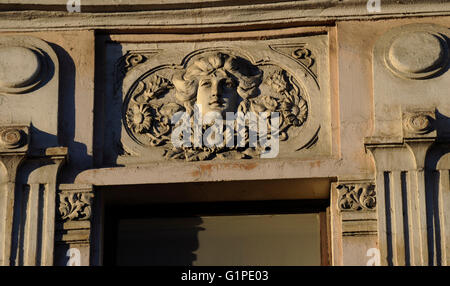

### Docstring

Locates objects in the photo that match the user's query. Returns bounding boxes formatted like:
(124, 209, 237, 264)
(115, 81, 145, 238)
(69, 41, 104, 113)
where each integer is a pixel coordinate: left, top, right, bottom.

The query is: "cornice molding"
(0, 0, 448, 31)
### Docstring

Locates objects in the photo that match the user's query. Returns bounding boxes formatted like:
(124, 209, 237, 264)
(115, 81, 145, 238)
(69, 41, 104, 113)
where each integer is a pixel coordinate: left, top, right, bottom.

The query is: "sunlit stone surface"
(0, 46, 41, 88)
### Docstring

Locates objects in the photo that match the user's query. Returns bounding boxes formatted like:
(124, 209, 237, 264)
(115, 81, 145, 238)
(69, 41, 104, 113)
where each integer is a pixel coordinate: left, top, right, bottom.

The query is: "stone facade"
(0, 0, 449, 266)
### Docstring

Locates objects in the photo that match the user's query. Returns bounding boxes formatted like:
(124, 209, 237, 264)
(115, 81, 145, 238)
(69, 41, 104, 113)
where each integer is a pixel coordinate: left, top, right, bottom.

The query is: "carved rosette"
(122, 50, 311, 161)
(337, 183, 376, 211)
(58, 192, 93, 221)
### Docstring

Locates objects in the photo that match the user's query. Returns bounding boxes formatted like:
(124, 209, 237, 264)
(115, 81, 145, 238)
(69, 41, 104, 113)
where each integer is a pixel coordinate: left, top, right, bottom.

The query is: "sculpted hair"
(172, 52, 263, 112)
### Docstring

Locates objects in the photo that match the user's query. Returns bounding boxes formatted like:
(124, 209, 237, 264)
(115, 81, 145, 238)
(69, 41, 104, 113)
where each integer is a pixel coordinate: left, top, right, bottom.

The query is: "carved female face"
(196, 69, 238, 116)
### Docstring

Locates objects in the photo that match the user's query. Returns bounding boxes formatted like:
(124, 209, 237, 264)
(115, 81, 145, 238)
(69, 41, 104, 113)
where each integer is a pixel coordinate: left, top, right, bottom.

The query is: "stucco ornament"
(403, 112, 433, 135)
(124, 53, 146, 72)
(337, 184, 376, 211)
(123, 50, 310, 161)
(0, 127, 26, 149)
(291, 47, 314, 68)
(58, 192, 93, 221)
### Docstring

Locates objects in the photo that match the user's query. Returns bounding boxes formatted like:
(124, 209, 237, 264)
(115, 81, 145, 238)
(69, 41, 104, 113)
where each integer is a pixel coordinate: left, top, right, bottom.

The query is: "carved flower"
(266, 70, 288, 93)
(250, 95, 278, 113)
(143, 75, 173, 101)
(261, 95, 278, 111)
(126, 104, 152, 133)
(280, 99, 305, 127)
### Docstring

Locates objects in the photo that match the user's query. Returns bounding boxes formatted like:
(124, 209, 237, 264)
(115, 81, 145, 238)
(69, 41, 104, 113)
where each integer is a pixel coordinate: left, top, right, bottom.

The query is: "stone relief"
(116, 52, 147, 80)
(0, 127, 26, 149)
(122, 50, 310, 161)
(291, 47, 314, 69)
(0, 42, 50, 94)
(337, 183, 376, 211)
(123, 53, 147, 73)
(0, 126, 28, 153)
(384, 30, 449, 80)
(58, 192, 93, 221)
(269, 44, 317, 77)
(114, 52, 148, 93)
(402, 111, 435, 137)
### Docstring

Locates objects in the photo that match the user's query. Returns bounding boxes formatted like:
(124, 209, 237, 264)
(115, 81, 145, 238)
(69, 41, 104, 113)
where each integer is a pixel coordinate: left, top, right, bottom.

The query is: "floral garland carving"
(262, 70, 308, 141)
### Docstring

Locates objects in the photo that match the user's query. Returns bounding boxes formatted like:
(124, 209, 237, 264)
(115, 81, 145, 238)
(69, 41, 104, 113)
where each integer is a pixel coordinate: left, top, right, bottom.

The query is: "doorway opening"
(100, 178, 333, 266)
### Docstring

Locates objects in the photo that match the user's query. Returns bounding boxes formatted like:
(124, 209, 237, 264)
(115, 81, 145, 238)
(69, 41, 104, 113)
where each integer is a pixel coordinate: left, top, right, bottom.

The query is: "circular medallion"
(385, 32, 448, 79)
(0, 46, 44, 93)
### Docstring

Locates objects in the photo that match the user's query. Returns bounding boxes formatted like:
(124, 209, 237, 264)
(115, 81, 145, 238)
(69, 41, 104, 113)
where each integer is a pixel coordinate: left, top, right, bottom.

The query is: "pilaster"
(330, 181, 378, 265)
(54, 184, 94, 266)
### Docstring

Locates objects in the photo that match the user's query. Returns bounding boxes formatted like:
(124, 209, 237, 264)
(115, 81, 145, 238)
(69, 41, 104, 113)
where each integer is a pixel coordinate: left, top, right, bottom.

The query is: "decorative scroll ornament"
(114, 52, 149, 94)
(58, 192, 93, 221)
(291, 47, 314, 68)
(403, 112, 434, 135)
(337, 183, 376, 211)
(117, 53, 147, 76)
(269, 44, 317, 77)
(0, 127, 25, 149)
(124, 54, 146, 72)
(123, 51, 310, 161)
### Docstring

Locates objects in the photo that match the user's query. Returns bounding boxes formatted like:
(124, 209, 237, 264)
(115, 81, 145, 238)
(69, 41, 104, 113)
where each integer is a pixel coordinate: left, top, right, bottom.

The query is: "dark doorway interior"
(103, 199, 330, 266)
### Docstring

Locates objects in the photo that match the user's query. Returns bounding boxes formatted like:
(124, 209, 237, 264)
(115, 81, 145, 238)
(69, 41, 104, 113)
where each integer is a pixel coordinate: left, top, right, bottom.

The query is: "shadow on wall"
(9, 125, 71, 265)
(103, 205, 204, 266)
(101, 37, 127, 168)
(381, 109, 450, 266)
(47, 43, 93, 183)
(7, 50, 94, 264)
(115, 217, 204, 266)
(424, 110, 450, 266)
(10, 156, 58, 265)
